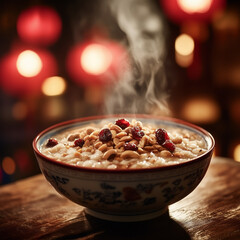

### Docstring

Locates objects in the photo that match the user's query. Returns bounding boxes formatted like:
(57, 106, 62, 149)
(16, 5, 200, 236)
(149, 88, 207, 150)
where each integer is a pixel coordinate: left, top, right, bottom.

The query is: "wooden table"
(0, 157, 239, 240)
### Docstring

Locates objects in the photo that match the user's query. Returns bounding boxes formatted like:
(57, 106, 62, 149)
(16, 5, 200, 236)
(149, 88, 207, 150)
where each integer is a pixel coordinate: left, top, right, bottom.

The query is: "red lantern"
(17, 6, 62, 46)
(66, 40, 128, 87)
(161, 0, 225, 23)
(0, 47, 57, 97)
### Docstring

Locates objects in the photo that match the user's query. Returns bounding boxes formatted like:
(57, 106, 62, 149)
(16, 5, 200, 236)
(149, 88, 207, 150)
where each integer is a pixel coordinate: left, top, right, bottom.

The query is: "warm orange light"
(16, 50, 42, 77)
(43, 98, 66, 120)
(42, 76, 66, 96)
(177, 0, 212, 14)
(181, 97, 220, 124)
(175, 34, 194, 67)
(80, 44, 112, 75)
(2, 157, 16, 175)
(175, 34, 194, 55)
(233, 144, 240, 162)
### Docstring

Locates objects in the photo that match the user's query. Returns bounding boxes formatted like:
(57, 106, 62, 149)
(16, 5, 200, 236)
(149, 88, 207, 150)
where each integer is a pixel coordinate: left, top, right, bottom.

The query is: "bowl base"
(84, 207, 168, 222)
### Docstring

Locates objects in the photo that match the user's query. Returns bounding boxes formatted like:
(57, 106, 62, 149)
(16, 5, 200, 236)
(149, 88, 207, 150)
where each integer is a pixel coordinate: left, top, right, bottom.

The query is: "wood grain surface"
(0, 157, 239, 240)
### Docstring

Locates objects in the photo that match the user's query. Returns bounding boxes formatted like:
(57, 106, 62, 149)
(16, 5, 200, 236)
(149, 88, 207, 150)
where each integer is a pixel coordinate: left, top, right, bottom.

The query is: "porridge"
(40, 118, 208, 169)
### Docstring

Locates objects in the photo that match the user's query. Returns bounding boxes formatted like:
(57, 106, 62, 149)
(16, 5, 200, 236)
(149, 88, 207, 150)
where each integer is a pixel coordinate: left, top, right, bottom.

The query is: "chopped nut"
(172, 137, 182, 144)
(115, 141, 125, 149)
(68, 134, 80, 141)
(137, 147, 146, 154)
(83, 139, 90, 147)
(119, 136, 132, 142)
(94, 141, 102, 149)
(129, 139, 138, 145)
(110, 124, 122, 133)
(115, 131, 127, 138)
(143, 146, 154, 151)
(120, 150, 140, 159)
(113, 137, 120, 145)
(135, 120, 143, 129)
(90, 130, 99, 136)
(98, 143, 108, 152)
(139, 135, 148, 148)
(160, 150, 172, 157)
(124, 126, 132, 134)
(86, 127, 95, 135)
(103, 149, 117, 160)
(110, 130, 117, 138)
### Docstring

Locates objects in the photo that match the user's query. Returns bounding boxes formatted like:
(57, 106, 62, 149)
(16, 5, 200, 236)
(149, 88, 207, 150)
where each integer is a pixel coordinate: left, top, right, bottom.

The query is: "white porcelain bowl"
(33, 115, 215, 222)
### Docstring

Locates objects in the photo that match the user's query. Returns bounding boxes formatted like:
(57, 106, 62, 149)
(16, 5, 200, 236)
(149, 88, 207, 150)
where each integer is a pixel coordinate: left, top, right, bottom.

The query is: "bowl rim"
(32, 114, 215, 173)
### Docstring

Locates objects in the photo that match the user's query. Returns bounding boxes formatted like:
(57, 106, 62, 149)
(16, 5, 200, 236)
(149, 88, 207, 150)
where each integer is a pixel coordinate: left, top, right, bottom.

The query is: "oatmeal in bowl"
(41, 118, 208, 169)
(33, 115, 214, 222)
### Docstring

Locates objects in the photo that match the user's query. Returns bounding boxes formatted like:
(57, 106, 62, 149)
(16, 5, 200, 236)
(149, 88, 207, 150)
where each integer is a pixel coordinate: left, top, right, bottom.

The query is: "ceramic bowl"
(33, 115, 215, 222)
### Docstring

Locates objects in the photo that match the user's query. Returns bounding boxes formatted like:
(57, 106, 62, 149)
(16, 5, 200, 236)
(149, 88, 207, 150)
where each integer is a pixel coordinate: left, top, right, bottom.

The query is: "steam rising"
(106, 0, 170, 115)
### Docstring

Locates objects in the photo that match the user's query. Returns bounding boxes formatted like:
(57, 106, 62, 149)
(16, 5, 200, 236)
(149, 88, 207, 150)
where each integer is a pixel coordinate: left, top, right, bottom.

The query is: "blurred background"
(1, 0, 240, 185)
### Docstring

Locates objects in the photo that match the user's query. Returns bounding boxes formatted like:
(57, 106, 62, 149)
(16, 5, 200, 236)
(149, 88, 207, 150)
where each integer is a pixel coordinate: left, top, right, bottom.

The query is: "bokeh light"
(161, 0, 226, 23)
(43, 98, 66, 120)
(16, 50, 42, 77)
(175, 34, 194, 55)
(175, 33, 194, 67)
(233, 144, 240, 162)
(42, 76, 67, 96)
(177, 0, 212, 14)
(17, 6, 62, 46)
(67, 40, 128, 86)
(81, 44, 112, 75)
(2, 157, 16, 175)
(181, 96, 220, 124)
(0, 47, 57, 97)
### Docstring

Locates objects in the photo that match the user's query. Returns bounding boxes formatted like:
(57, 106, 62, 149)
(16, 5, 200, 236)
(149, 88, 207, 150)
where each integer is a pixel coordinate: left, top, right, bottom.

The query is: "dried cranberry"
(155, 128, 170, 145)
(115, 119, 130, 129)
(131, 126, 144, 140)
(46, 138, 58, 147)
(99, 128, 112, 142)
(124, 142, 138, 151)
(162, 140, 175, 153)
(74, 138, 85, 147)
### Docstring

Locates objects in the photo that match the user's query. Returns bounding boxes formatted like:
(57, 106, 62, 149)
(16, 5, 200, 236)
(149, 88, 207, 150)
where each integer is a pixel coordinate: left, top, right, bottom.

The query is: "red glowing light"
(81, 44, 113, 75)
(0, 47, 57, 97)
(161, 0, 225, 23)
(67, 40, 128, 86)
(17, 6, 62, 46)
(177, 0, 212, 14)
